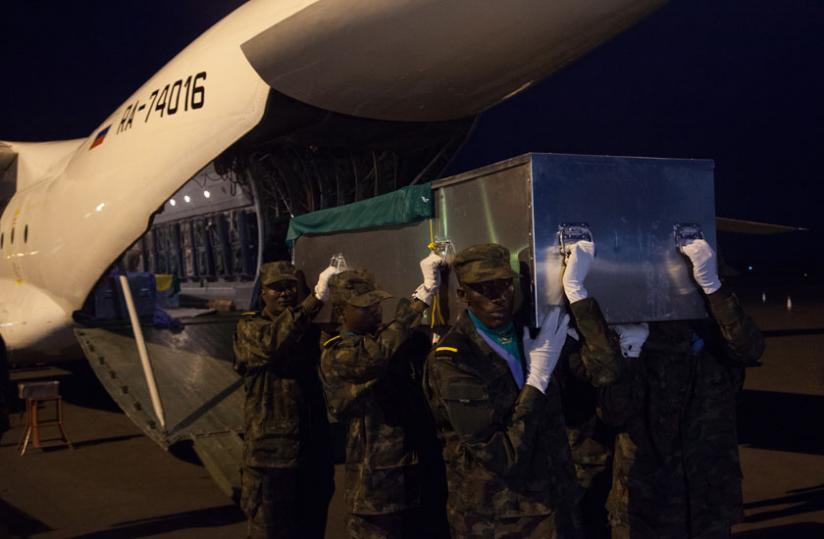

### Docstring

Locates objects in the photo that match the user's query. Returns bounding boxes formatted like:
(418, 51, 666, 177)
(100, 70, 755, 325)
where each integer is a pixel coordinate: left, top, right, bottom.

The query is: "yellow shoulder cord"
(323, 335, 342, 348)
(427, 219, 447, 328)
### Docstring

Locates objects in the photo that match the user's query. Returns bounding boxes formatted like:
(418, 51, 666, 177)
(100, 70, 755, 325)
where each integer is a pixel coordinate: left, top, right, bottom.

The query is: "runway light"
(169, 199, 176, 206)
(803, 272, 809, 278)
(747, 265, 753, 272)
(761, 292, 766, 303)
(786, 296, 793, 312)
(184, 195, 191, 203)
(203, 190, 211, 199)
(95, 203, 105, 212)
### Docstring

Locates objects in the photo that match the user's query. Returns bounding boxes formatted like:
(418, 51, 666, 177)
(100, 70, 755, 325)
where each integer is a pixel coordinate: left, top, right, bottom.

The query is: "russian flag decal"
(90, 125, 111, 150)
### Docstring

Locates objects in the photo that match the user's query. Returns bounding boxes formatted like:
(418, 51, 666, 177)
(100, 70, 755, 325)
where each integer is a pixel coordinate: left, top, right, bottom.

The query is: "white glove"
(523, 307, 570, 394)
(562, 240, 595, 303)
(420, 251, 444, 289)
(680, 239, 721, 295)
(314, 265, 340, 302)
(413, 251, 445, 305)
(611, 323, 649, 359)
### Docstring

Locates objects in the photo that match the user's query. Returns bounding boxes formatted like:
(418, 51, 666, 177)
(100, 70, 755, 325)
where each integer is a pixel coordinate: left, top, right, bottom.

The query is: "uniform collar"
(466, 309, 515, 338)
(453, 311, 524, 385)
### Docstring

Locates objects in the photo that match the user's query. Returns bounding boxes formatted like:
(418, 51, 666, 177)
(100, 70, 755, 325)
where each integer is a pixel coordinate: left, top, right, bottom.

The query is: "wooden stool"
(17, 381, 73, 455)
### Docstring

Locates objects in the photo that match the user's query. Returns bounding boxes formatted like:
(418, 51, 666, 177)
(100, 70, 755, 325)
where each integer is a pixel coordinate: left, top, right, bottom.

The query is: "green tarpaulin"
(286, 183, 433, 245)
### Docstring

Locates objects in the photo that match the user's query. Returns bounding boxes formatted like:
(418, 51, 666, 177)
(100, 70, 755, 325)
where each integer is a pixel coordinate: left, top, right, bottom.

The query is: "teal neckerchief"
(468, 310, 524, 387)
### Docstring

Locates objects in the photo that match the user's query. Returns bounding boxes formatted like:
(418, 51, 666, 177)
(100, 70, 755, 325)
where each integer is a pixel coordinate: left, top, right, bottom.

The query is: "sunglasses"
(264, 282, 297, 295)
(464, 278, 514, 299)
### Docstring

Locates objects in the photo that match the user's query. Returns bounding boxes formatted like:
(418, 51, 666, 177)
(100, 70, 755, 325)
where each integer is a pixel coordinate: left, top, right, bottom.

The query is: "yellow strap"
(436, 346, 458, 353)
(323, 335, 342, 347)
(430, 293, 441, 327)
(427, 218, 447, 328)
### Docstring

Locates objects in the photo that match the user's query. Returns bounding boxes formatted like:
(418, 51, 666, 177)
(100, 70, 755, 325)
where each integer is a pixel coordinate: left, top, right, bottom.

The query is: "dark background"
(1, 0, 822, 279)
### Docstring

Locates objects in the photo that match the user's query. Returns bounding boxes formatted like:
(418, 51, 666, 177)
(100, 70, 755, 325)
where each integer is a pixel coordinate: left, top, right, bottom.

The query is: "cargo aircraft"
(3, 0, 742, 497)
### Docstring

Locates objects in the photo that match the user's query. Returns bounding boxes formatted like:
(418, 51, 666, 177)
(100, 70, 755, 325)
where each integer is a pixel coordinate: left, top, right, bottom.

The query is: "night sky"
(2, 1, 822, 275)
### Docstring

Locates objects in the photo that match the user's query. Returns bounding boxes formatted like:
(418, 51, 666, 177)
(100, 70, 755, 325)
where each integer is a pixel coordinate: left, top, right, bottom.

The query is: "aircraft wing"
(716, 217, 809, 235)
(242, 0, 665, 121)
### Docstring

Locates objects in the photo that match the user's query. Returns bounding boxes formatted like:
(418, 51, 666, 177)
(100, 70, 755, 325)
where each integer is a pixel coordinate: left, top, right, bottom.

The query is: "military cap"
(330, 269, 392, 308)
(453, 243, 517, 284)
(259, 261, 298, 286)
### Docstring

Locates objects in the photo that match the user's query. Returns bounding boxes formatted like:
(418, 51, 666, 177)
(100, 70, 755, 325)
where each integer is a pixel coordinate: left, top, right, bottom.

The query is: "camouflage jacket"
(423, 309, 582, 535)
(556, 298, 624, 491)
(319, 298, 427, 515)
(233, 294, 328, 469)
(598, 286, 765, 534)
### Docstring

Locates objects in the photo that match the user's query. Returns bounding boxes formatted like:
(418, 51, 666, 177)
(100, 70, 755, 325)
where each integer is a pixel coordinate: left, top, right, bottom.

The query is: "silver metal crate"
(294, 153, 715, 324)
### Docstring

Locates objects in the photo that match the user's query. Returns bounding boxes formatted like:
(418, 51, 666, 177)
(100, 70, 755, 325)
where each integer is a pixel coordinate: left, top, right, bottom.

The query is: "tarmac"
(1, 283, 822, 538)
(729, 284, 824, 538)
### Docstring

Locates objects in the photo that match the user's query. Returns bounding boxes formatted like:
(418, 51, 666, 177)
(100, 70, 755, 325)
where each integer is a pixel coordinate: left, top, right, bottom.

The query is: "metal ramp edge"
(192, 431, 244, 502)
(75, 326, 245, 500)
(76, 328, 169, 446)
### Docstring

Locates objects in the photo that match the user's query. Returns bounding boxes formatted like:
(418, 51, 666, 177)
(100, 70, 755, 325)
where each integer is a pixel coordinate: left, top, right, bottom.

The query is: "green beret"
(330, 269, 393, 308)
(453, 243, 517, 284)
(259, 261, 298, 286)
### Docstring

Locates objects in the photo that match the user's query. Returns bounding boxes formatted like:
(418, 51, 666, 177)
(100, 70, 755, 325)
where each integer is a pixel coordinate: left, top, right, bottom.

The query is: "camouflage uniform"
(423, 244, 582, 539)
(319, 270, 429, 539)
(234, 262, 333, 539)
(598, 286, 764, 538)
(556, 298, 625, 539)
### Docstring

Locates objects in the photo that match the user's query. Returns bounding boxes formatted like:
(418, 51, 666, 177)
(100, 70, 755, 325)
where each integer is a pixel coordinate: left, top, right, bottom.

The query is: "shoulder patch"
(435, 346, 459, 353)
(323, 335, 342, 348)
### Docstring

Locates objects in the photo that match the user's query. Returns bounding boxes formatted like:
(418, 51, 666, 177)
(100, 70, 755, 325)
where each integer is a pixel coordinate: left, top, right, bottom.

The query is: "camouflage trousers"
(241, 466, 333, 539)
(347, 512, 404, 539)
(446, 506, 560, 539)
(608, 464, 732, 539)
(347, 507, 453, 539)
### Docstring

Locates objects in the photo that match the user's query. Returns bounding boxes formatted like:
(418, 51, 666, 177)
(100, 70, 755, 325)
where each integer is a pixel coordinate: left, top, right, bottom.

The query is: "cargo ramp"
(75, 314, 244, 501)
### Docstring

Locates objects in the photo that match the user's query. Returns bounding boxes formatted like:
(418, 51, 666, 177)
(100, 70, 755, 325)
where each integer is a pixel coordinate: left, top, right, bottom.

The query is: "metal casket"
(294, 153, 715, 324)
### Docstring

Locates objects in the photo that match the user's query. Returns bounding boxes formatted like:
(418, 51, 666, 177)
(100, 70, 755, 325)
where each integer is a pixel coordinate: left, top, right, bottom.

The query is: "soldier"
(554, 240, 627, 539)
(234, 261, 338, 539)
(318, 252, 444, 539)
(424, 242, 618, 538)
(600, 239, 765, 538)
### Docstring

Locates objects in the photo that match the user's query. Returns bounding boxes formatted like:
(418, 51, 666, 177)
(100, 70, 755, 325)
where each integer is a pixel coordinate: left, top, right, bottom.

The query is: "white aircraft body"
(0, 0, 666, 364)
